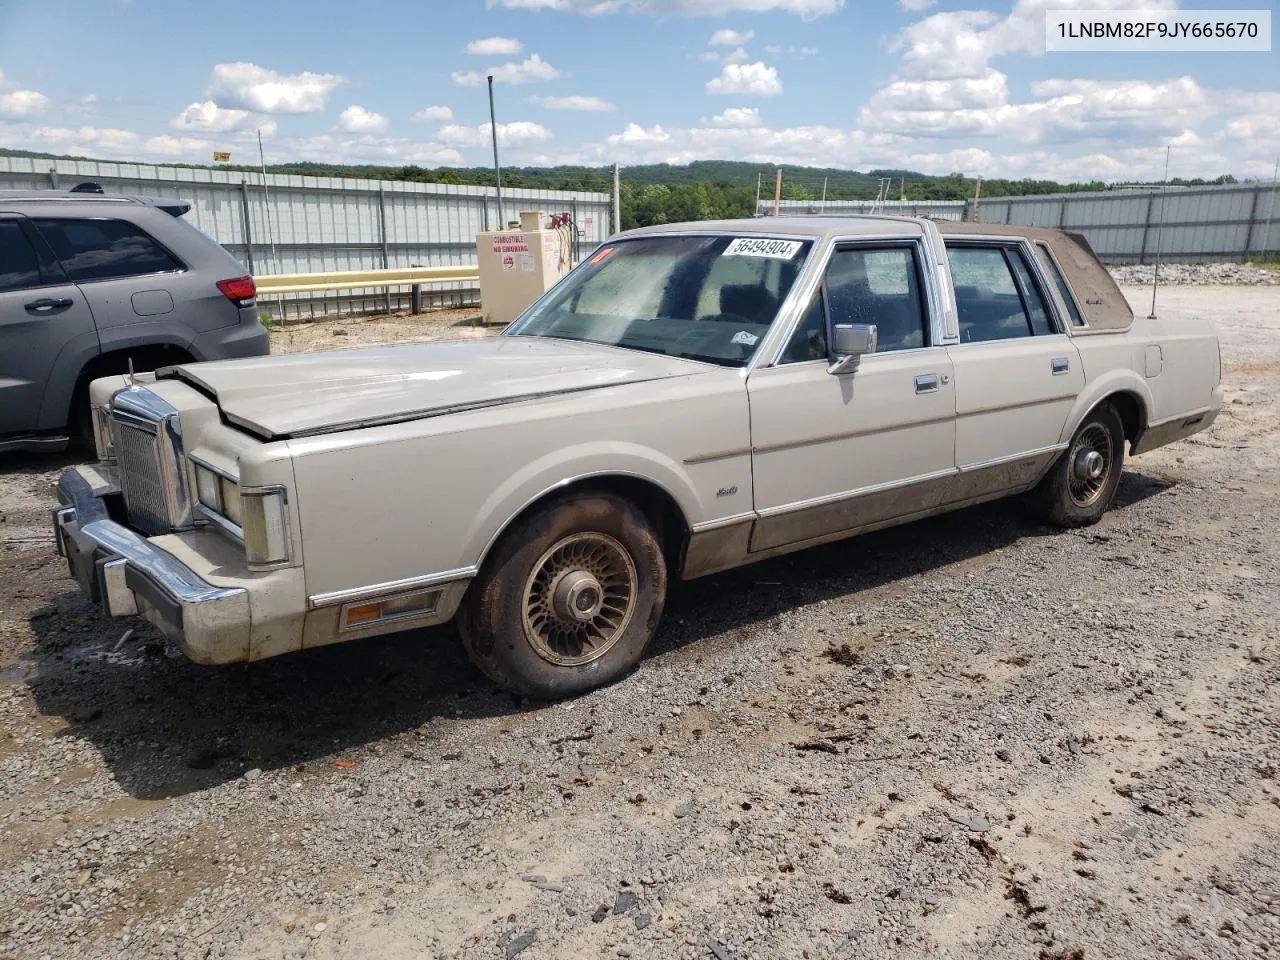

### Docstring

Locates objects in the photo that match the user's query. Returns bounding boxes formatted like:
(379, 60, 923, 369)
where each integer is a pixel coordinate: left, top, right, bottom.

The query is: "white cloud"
(703, 106, 761, 127)
(892, 0, 1177, 80)
(9, 124, 139, 156)
(170, 100, 275, 135)
(278, 134, 465, 167)
(466, 36, 524, 55)
(710, 28, 753, 45)
(706, 61, 782, 97)
(861, 74, 1211, 145)
(762, 43, 817, 59)
(205, 62, 346, 114)
(695, 46, 749, 65)
(452, 53, 562, 86)
(487, 0, 843, 15)
(864, 70, 1009, 113)
(143, 134, 221, 158)
(530, 95, 616, 111)
(0, 88, 49, 118)
(437, 120, 554, 147)
(337, 105, 389, 133)
(899, 0, 936, 9)
(412, 105, 454, 122)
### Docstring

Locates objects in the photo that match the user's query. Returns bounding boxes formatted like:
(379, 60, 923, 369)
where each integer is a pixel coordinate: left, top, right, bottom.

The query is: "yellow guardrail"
(254, 265, 480, 312)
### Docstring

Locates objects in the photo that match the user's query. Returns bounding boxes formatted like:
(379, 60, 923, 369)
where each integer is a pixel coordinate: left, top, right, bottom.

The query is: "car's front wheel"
(1032, 402, 1126, 527)
(458, 492, 667, 699)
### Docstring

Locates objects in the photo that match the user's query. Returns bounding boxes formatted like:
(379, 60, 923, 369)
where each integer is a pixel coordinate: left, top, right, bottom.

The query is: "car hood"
(164, 336, 709, 440)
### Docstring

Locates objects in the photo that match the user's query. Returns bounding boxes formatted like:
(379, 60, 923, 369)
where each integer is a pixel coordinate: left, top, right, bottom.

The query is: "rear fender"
(1056, 370, 1153, 445)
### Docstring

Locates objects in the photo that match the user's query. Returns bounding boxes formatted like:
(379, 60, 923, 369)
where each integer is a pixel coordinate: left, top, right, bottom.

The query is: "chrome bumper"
(53, 466, 251, 664)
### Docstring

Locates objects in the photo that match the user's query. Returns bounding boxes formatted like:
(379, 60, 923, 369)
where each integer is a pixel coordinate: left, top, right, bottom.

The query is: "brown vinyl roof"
(936, 220, 1134, 331)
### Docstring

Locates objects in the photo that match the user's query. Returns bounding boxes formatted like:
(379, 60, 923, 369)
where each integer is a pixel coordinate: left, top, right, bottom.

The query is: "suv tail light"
(216, 276, 256, 305)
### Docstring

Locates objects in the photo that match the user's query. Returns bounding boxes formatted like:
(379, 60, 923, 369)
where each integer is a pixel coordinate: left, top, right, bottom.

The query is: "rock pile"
(1110, 262, 1280, 286)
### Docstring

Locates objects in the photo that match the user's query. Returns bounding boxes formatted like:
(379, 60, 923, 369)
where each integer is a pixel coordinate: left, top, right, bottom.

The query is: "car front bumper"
(53, 465, 251, 663)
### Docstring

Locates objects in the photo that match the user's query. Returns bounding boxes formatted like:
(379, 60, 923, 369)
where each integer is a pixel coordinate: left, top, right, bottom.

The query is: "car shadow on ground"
(21, 470, 1174, 801)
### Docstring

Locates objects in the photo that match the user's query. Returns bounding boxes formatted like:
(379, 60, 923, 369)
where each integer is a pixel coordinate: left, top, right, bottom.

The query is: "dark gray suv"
(0, 191, 269, 452)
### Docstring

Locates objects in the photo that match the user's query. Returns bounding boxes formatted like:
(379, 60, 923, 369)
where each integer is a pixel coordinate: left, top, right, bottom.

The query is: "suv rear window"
(32, 218, 182, 283)
(0, 221, 44, 293)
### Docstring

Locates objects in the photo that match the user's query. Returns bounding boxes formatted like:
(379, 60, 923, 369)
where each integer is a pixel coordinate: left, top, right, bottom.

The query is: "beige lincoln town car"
(53, 216, 1223, 698)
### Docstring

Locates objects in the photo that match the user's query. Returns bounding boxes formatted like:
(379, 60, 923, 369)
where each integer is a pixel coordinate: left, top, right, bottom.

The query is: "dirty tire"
(458, 492, 667, 699)
(69, 384, 96, 453)
(1032, 402, 1126, 528)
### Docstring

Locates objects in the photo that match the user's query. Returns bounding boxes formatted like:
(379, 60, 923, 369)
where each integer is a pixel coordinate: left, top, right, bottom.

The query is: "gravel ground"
(1, 286, 1277, 960)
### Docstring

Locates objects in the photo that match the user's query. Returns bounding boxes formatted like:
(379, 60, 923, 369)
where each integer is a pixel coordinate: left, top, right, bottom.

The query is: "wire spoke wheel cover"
(522, 532, 638, 667)
(1067, 422, 1113, 508)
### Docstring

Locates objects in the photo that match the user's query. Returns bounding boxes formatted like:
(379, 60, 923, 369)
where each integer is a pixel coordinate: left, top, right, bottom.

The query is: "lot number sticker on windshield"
(724, 238, 803, 260)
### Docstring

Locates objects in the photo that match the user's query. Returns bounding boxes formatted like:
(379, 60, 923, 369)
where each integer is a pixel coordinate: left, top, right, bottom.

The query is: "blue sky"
(0, 0, 1276, 181)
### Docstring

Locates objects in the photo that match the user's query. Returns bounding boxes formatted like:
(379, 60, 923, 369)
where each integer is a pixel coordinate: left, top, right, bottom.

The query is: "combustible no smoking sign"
(492, 234, 530, 255)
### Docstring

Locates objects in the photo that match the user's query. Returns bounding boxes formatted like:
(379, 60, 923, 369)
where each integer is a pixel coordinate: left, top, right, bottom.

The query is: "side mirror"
(827, 323, 877, 375)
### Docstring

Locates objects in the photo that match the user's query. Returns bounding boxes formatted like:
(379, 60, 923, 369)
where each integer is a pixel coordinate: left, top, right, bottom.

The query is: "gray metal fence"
(758, 198, 967, 220)
(0, 157, 613, 318)
(971, 183, 1280, 264)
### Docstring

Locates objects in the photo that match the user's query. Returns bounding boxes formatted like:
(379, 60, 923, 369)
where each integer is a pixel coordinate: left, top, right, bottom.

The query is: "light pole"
(487, 75, 504, 229)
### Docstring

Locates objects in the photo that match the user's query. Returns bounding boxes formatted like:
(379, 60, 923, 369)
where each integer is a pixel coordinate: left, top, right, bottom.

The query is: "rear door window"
(31, 218, 182, 283)
(947, 245, 1055, 342)
(0, 221, 45, 293)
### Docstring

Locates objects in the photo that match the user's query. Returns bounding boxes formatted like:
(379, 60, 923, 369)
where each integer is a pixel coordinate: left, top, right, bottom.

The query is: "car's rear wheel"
(1032, 402, 1126, 527)
(457, 492, 667, 699)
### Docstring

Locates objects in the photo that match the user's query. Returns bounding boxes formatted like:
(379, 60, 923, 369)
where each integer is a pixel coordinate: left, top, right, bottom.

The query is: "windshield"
(505, 234, 813, 367)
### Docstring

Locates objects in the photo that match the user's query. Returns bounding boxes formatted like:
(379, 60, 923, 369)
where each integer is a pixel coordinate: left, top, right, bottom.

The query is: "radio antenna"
(1148, 145, 1171, 319)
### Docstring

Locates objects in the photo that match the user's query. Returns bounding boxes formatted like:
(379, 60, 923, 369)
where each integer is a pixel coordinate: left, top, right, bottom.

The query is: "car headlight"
(220, 477, 243, 526)
(242, 488, 290, 565)
(93, 406, 116, 461)
(194, 464, 223, 512)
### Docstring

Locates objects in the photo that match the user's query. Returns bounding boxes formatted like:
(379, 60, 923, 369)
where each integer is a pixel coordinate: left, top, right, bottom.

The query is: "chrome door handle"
(914, 373, 940, 394)
(1051, 357, 1070, 375)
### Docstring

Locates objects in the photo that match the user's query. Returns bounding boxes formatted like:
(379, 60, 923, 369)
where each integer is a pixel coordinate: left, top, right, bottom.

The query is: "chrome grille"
(115, 420, 171, 535)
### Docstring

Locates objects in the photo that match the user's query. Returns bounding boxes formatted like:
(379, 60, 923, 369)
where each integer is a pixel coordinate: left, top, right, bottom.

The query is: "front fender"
(1057, 368, 1153, 444)
(467, 441, 704, 569)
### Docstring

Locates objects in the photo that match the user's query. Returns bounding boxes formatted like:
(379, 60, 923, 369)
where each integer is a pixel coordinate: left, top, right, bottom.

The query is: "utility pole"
(487, 75, 505, 228)
(971, 177, 982, 222)
(754, 172, 762, 217)
(612, 163, 621, 235)
(1148, 144, 1172, 319)
(773, 168, 782, 216)
(820, 176, 828, 213)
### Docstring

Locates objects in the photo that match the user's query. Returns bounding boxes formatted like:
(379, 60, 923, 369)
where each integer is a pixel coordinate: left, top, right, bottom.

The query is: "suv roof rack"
(0, 189, 191, 217)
